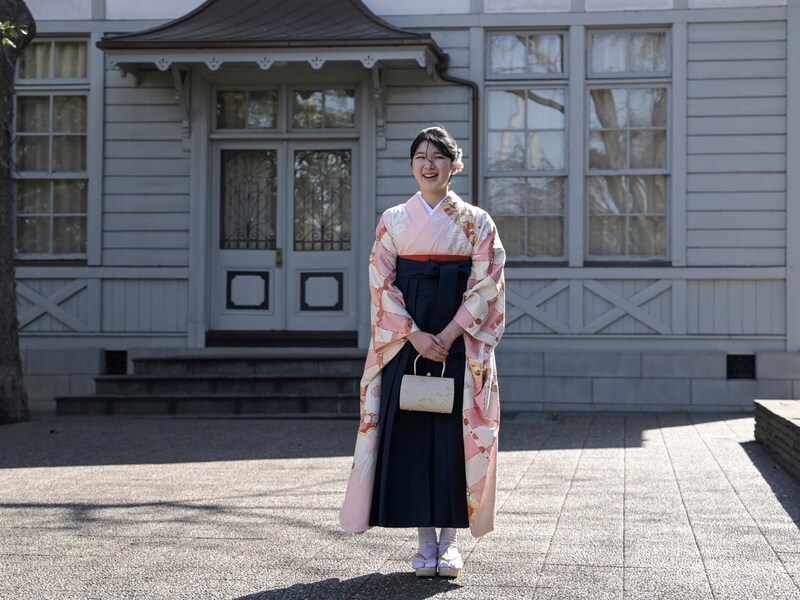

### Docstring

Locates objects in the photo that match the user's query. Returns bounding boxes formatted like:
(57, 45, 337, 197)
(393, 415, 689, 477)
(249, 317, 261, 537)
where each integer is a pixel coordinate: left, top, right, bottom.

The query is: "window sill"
(14, 259, 88, 267)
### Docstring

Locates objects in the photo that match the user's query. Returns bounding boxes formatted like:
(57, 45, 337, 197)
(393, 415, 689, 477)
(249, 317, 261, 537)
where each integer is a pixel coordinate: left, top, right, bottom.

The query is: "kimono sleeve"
(369, 215, 419, 354)
(453, 213, 506, 348)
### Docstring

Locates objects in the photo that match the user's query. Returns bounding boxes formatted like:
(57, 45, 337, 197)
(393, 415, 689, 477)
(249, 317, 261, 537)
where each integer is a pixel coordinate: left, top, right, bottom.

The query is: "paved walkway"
(0, 413, 798, 600)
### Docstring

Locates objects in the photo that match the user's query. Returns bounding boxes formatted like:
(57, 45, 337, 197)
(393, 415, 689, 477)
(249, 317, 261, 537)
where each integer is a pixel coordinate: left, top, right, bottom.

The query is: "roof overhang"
(103, 43, 443, 78)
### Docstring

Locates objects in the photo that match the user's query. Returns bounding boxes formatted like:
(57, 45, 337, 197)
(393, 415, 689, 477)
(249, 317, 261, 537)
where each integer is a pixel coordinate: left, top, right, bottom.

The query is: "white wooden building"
(13, 0, 799, 412)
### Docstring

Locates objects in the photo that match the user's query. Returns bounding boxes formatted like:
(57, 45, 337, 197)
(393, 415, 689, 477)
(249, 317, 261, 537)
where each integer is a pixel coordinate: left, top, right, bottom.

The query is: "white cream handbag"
(399, 355, 454, 414)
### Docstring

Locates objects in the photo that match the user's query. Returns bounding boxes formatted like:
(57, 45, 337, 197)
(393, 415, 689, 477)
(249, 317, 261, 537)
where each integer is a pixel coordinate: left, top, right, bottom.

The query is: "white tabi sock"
(417, 526, 438, 558)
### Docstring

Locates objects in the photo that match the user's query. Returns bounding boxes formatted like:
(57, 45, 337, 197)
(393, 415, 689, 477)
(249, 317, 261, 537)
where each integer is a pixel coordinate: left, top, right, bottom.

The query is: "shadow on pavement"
(0, 412, 754, 468)
(234, 572, 456, 600)
(740, 440, 800, 528)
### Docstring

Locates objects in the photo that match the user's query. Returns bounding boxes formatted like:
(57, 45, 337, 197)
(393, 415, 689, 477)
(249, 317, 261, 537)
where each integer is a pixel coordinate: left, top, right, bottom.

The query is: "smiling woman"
(340, 126, 506, 581)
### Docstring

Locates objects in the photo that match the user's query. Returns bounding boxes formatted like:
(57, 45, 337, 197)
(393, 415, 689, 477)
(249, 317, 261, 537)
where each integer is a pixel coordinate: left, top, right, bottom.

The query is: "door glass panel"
(293, 149, 351, 251)
(220, 150, 277, 250)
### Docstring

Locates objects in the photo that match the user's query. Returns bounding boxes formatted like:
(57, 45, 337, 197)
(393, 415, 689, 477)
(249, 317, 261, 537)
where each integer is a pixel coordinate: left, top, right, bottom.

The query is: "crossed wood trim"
(504, 279, 672, 335)
(17, 280, 89, 332)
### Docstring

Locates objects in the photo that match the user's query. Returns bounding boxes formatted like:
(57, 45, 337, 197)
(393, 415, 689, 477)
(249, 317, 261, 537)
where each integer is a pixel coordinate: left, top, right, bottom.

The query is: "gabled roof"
(97, 0, 444, 56)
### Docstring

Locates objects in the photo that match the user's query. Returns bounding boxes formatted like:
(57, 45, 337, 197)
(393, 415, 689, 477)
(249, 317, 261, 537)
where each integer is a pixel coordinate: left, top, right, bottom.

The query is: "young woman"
(340, 126, 506, 578)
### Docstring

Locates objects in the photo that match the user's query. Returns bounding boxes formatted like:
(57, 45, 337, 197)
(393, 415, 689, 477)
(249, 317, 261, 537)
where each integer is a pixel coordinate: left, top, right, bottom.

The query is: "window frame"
(584, 27, 672, 262)
(484, 29, 569, 262)
(586, 28, 672, 80)
(211, 84, 360, 135)
(13, 38, 90, 260)
(485, 30, 569, 81)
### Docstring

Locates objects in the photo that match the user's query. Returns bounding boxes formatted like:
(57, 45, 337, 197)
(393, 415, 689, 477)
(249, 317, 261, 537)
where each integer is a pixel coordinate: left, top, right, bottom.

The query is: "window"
(485, 28, 670, 263)
(485, 32, 567, 259)
(213, 88, 356, 131)
(587, 30, 669, 259)
(14, 40, 89, 258)
(216, 90, 278, 129)
(292, 89, 355, 129)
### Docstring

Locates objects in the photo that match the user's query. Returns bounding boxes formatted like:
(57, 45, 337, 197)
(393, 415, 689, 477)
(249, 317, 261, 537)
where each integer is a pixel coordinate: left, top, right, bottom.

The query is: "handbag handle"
(413, 354, 446, 378)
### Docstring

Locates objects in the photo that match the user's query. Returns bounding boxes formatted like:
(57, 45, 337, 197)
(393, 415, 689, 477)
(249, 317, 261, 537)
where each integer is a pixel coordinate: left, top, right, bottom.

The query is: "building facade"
(13, 0, 799, 411)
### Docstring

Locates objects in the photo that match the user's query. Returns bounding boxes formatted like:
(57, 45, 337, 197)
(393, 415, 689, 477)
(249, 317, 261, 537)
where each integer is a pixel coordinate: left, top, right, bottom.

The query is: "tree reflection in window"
(292, 89, 355, 129)
(294, 150, 351, 251)
(221, 150, 277, 250)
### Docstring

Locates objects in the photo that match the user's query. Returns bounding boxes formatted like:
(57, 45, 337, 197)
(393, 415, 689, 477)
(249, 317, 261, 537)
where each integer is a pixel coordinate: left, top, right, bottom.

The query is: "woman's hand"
(407, 331, 448, 362)
(435, 321, 466, 352)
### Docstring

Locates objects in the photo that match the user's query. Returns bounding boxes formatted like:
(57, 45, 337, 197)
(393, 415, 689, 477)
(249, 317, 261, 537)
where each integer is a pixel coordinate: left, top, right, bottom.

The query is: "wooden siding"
(103, 69, 191, 267)
(504, 274, 785, 337)
(102, 280, 188, 332)
(376, 29, 471, 214)
(686, 20, 787, 267)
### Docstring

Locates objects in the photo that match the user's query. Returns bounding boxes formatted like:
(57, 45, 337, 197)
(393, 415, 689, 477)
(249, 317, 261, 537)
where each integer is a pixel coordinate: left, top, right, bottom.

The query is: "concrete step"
(132, 355, 364, 377)
(94, 374, 360, 396)
(56, 393, 360, 417)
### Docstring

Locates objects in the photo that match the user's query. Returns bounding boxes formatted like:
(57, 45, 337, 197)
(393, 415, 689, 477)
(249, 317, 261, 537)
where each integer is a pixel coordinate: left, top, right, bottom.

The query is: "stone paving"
(0, 412, 798, 599)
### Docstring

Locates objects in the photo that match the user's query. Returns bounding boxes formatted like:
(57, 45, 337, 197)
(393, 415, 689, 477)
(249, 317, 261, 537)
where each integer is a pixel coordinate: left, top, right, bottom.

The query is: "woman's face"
(411, 141, 455, 200)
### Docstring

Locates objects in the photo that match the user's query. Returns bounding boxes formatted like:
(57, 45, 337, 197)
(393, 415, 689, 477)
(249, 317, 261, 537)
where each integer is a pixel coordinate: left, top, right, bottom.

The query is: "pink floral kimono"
(339, 191, 506, 538)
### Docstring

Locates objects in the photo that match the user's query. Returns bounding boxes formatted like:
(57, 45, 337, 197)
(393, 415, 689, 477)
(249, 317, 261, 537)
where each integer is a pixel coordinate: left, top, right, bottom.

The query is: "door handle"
(276, 248, 283, 268)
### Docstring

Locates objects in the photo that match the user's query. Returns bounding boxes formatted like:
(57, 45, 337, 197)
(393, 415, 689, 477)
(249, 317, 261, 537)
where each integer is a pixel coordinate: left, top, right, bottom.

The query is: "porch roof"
(98, 0, 445, 73)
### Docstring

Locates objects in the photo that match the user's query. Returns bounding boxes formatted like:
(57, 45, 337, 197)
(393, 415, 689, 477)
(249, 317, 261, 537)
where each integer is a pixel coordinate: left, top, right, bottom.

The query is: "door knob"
(276, 248, 283, 268)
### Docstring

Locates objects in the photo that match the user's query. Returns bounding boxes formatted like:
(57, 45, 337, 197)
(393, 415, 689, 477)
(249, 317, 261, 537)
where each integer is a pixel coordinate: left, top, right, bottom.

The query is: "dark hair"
(409, 126, 461, 164)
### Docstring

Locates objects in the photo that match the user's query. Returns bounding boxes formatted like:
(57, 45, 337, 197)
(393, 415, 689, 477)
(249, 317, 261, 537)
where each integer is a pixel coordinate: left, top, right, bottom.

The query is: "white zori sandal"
(436, 546, 463, 578)
(411, 550, 438, 577)
(437, 528, 463, 578)
(413, 527, 438, 577)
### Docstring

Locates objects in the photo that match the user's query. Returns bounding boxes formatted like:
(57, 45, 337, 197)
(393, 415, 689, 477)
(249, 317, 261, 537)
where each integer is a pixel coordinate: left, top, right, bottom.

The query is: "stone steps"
(57, 393, 359, 417)
(754, 399, 800, 482)
(55, 350, 363, 417)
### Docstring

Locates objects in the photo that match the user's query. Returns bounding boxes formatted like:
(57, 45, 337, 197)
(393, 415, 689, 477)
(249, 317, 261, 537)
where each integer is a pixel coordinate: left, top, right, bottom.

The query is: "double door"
(210, 141, 357, 332)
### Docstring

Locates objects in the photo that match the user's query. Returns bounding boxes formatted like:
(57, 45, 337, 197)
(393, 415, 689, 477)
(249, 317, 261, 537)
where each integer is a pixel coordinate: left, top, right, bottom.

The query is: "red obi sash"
(398, 254, 469, 262)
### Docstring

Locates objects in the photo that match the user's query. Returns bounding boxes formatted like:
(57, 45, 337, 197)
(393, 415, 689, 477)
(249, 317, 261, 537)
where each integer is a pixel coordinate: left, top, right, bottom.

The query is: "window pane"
(588, 176, 627, 214)
(526, 131, 564, 170)
(629, 216, 666, 255)
(16, 217, 50, 254)
(216, 91, 246, 129)
(53, 96, 87, 133)
(292, 90, 324, 128)
(54, 42, 87, 78)
(53, 136, 87, 172)
(630, 130, 667, 169)
(493, 217, 525, 255)
(54, 180, 88, 213)
(488, 131, 525, 171)
(16, 180, 50, 213)
(589, 216, 625, 255)
(16, 136, 49, 171)
(221, 150, 278, 250)
(629, 88, 667, 127)
(527, 34, 563, 74)
(293, 150, 352, 251)
(19, 43, 51, 79)
(589, 131, 627, 170)
(527, 89, 565, 129)
(630, 32, 667, 73)
(489, 34, 527, 75)
(488, 90, 525, 130)
(17, 97, 50, 132)
(246, 91, 278, 129)
(528, 217, 563, 256)
(591, 32, 627, 73)
(527, 177, 564, 214)
(629, 175, 667, 213)
(53, 216, 87, 253)
(589, 88, 627, 129)
(487, 178, 525, 215)
(324, 90, 355, 128)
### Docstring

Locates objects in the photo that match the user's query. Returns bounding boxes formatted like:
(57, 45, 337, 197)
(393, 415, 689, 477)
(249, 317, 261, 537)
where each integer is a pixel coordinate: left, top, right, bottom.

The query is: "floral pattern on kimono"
(339, 191, 506, 538)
